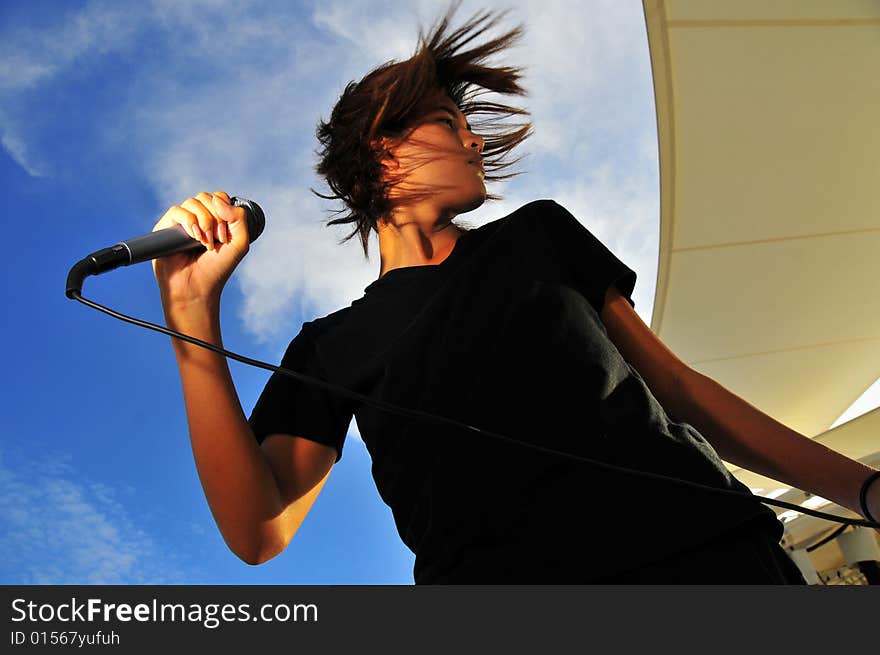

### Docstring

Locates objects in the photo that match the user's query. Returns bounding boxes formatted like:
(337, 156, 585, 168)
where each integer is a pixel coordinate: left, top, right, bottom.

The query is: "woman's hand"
(151, 190, 250, 312)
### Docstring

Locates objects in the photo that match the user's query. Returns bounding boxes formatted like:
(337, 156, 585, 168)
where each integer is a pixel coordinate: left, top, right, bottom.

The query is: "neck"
(377, 217, 463, 278)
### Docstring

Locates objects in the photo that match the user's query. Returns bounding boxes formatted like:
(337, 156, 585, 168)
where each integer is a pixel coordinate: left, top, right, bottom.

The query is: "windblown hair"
(311, 0, 533, 258)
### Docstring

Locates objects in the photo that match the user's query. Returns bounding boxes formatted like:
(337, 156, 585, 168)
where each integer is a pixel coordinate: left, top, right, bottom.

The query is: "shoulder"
(506, 199, 582, 231)
(495, 199, 597, 249)
(509, 199, 564, 222)
(459, 200, 588, 261)
(475, 199, 569, 237)
(301, 306, 351, 337)
(279, 307, 351, 360)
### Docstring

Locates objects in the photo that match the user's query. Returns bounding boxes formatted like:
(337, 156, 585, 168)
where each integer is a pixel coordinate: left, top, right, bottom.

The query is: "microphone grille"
(230, 197, 266, 243)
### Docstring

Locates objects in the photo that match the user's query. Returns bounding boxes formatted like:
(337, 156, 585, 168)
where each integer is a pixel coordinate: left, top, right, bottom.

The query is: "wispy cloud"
(0, 1, 140, 92)
(0, 448, 197, 584)
(0, 124, 50, 178)
(0, 0, 145, 178)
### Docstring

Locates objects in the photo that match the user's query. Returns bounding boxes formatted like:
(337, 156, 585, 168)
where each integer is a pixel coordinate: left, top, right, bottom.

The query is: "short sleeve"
(543, 201, 637, 315)
(247, 328, 351, 463)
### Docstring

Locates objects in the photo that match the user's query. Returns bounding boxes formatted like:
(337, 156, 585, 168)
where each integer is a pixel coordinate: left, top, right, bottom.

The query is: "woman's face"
(381, 92, 486, 221)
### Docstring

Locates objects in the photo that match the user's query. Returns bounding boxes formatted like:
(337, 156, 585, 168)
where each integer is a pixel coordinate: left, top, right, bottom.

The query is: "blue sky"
(1, 0, 874, 585)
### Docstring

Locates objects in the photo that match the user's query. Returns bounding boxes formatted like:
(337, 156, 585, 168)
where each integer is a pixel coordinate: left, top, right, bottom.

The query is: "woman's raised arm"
(152, 191, 328, 563)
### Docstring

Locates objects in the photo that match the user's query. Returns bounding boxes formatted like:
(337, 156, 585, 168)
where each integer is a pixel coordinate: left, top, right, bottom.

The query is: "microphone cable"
(68, 289, 880, 530)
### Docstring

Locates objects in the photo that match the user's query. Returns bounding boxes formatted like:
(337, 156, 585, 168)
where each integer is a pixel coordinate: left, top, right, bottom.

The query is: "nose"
(466, 130, 484, 154)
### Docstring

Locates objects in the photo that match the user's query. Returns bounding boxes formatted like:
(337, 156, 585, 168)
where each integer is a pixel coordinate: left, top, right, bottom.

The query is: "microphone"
(65, 196, 265, 299)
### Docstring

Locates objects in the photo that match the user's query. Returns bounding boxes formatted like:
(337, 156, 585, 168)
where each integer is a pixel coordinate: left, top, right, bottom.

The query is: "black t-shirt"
(248, 199, 782, 583)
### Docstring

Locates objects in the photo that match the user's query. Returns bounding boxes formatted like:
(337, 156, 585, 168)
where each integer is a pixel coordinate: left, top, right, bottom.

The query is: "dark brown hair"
(311, 0, 533, 258)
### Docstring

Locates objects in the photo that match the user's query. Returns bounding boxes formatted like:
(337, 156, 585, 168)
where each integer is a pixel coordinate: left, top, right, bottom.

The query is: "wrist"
(859, 469, 880, 524)
(162, 299, 223, 354)
(162, 294, 222, 323)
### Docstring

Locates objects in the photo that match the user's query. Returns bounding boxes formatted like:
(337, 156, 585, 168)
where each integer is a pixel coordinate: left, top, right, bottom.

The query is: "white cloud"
(312, 1, 416, 61)
(0, 448, 195, 584)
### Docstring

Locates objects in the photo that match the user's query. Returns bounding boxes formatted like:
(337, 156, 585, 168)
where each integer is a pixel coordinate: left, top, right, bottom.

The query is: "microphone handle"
(125, 224, 202, 265)
(67, 225, 198, 291)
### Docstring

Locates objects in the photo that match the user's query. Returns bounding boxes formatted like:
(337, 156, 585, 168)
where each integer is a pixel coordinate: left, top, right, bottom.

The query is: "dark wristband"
(859, 470, 880, 525)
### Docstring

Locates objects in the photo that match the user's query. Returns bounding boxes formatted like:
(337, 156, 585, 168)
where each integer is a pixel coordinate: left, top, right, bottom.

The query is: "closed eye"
(437, 118, 456, 129)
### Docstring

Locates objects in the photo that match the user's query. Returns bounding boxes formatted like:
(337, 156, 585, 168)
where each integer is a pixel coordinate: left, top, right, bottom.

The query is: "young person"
(151, 2, 879, 584)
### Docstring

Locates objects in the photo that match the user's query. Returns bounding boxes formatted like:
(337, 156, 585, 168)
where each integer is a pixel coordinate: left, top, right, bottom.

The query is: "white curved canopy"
(641, 0, 880, 560)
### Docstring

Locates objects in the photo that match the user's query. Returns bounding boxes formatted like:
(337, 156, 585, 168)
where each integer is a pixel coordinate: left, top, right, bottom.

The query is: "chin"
(457, 186, 487, 214)
(456, 196, 485, 215)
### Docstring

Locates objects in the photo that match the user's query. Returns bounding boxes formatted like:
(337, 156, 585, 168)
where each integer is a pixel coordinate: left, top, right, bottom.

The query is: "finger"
(212, 190, 231, 204)
(181, 198, 213, 250)
(195, 191, 228, 243)
(181, 197, 216, 251)
(210, 193, 236, 221)
(211, 194, 250, 246)
(154, 205, 199, 240)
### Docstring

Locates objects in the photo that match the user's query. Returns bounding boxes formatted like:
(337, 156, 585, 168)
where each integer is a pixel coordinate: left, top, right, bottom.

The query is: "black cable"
(805, 523, 849, 553)
(69, 290, 880, 530)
